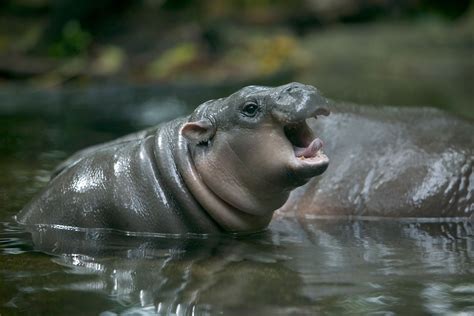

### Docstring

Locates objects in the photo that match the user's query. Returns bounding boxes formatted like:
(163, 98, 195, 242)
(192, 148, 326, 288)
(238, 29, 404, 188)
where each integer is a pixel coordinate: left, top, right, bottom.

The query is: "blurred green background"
(0, 0, 473, 118)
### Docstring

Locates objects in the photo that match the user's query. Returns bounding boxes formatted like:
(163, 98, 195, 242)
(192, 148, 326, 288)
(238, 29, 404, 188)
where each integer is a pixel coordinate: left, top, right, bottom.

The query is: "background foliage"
(0, 0, 472, 117)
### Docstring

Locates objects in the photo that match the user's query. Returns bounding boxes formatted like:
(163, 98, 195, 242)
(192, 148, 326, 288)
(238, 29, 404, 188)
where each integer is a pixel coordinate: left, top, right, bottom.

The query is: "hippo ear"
(181, 120, 216, 144)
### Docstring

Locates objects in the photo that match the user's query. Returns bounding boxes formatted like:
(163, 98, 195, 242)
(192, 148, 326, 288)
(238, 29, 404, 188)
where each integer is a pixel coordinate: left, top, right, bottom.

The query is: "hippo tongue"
(295, 138, 323, 158)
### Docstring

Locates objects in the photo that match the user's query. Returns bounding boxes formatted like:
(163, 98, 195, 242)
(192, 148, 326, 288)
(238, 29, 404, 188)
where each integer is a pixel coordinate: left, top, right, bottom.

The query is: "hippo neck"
(150, 119, 221, 233)
(174, 124, 273, 233)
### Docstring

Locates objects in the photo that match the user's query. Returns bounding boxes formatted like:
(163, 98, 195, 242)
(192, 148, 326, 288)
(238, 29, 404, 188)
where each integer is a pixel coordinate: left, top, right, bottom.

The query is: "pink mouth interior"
(284, 121, 323, 159)
(294, 138, 323, 158)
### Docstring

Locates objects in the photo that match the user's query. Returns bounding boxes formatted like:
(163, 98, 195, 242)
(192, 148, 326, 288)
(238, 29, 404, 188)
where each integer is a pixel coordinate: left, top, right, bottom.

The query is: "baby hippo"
(17, 83, 331, 233)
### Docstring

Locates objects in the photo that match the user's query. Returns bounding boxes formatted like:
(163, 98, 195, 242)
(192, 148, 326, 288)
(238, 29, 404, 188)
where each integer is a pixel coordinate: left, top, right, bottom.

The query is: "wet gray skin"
(282, 104, 474, 219)
(16, 82, 331, 234)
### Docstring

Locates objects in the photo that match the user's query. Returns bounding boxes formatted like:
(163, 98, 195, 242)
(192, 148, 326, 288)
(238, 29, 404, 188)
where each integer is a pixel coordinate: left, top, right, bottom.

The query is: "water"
(1, 85, 473, 315)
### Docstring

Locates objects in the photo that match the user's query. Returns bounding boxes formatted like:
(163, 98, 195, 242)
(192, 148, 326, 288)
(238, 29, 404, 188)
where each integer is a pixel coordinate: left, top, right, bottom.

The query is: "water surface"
(0, 85, 473, 315)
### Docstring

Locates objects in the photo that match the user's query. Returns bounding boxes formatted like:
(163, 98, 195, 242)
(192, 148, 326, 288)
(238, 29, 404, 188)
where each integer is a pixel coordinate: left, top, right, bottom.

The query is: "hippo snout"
(271, 82, 330, 124)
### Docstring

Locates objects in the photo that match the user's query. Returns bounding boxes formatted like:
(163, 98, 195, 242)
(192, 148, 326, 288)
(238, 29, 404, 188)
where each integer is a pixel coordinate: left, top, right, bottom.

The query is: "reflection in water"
(1, 216, 472, 315)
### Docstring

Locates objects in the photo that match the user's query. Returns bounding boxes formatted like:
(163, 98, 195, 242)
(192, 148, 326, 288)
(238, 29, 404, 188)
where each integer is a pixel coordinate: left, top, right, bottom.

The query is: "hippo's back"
(16, 118, 220, 233)
(285, 104, 473, 218)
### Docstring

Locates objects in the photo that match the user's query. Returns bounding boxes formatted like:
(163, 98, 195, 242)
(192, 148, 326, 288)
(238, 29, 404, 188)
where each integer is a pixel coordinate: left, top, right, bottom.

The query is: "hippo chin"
(16, 83, 330, 234)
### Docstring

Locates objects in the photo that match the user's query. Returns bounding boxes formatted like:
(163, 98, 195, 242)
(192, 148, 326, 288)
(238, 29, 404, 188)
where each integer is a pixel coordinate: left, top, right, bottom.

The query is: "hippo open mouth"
(284, 119, 327, 159)
(283, 115, 329, 177)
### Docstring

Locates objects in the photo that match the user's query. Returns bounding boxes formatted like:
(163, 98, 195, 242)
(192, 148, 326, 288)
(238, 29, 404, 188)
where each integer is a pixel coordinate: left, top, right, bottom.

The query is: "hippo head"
(180, 82, 329, 229)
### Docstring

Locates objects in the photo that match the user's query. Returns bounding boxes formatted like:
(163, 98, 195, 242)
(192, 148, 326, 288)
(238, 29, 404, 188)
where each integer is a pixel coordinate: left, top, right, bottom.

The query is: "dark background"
(0, 0, 473, 118)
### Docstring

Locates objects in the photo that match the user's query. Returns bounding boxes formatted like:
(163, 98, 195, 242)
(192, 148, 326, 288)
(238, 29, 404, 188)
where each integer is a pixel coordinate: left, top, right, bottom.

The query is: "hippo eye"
(242, 102, 259, 117)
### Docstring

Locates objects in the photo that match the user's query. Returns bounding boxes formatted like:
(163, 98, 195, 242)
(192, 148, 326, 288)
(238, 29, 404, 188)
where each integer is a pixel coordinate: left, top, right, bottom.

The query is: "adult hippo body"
(283, 104, 473, 219)
(17, 83, 330, 233)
